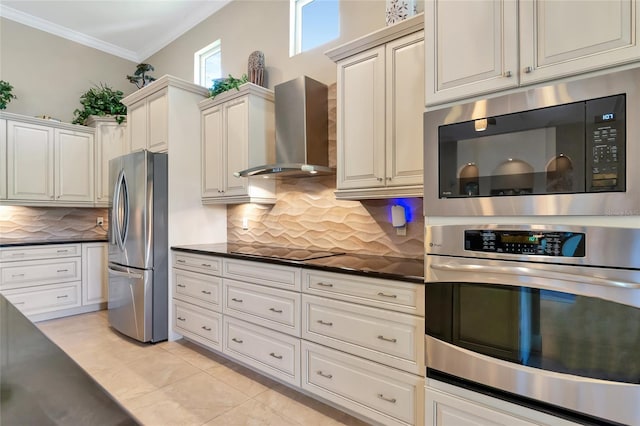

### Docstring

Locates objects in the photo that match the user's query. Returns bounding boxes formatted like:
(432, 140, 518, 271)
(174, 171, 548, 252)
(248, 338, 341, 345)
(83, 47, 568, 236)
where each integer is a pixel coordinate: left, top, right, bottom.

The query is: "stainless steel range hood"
(235, 76, 333, 178)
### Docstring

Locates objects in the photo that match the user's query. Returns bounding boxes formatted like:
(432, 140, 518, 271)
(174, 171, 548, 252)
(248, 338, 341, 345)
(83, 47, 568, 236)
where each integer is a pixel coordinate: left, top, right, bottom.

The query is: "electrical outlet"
(96, 217, 104, 226)
(242, 217, 249, 230)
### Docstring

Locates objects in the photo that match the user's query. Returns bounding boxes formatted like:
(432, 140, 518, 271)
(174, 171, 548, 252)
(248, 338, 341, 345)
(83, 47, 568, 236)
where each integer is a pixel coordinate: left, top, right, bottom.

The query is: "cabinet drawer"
(223, 258, 301, 291)
(0, 257, 81, 290)
(173, 300, 222, 351)
(2, 281, 81, 316)
(173, 268, 222, 311)
(302, 294, 424, 375)
(173, 252, 221, 275)
(0, 244, 81, 261)
(223, 316, 300, 386)
(223, 278, 301, 336)
(303, 269, 424, 316)
(302, 340, 423, 426)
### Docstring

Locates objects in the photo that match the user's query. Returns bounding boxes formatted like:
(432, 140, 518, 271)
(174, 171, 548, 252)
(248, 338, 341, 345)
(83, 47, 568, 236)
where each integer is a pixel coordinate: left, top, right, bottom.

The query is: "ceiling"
(0, 0, 232, 63)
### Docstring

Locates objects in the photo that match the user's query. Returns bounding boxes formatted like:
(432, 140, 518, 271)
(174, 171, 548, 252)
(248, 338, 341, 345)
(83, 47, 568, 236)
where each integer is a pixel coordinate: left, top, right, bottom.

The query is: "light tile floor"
(37, 311, 371, 426)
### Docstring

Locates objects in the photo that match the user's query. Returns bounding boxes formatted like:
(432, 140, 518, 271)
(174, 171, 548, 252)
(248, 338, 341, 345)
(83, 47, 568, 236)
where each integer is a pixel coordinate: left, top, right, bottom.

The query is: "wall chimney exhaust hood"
(235, 76, 333, 178)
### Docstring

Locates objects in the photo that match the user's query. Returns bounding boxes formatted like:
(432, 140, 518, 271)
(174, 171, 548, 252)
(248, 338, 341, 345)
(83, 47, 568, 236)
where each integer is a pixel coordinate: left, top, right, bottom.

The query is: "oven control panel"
(464, 230, 586, 257)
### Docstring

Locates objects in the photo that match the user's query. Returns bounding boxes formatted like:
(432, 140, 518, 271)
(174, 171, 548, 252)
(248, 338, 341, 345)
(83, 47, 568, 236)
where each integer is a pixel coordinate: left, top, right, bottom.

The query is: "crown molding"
(0, 4, 140, 62)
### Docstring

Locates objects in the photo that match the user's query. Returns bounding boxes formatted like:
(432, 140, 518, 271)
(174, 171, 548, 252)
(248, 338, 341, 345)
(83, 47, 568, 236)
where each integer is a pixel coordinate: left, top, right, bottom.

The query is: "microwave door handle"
(429, 263, 640, 290)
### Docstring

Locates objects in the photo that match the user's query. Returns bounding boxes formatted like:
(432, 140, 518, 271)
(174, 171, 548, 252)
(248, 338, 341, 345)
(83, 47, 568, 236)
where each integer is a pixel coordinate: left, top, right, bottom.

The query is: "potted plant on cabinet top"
(0, 80, 17, 110)
(72, 83, 127, 125)
(209, 74, 249, 98)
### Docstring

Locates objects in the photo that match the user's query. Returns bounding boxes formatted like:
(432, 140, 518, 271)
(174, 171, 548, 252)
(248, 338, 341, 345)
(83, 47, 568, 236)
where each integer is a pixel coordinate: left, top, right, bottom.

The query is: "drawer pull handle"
(57, 269, 69, 273)
(201, 290, 212, 295)
(269, 307, 283, 313)
(12, 274, 25, 278)
(232, 337, 243, 344)
(269, 352, 283, 359)
(317, 370, 333, 379)
(177, 316, 186, 321)
(176, 259, 186, 263)
(177, 284, 186, 288)
(231, 298, 243, 303)
(201, 326, 212, 331)
(317, 320, 333, 326)
(317, 282, 333, 287)
(11, 253, 25, 256)
(377, 394, 397, 404)
(201, 263, 211, 267)
(13, 301, 25, 305)
(57, 249, 69, 253)
(377, 335, 397, 343)
(377, 292, 397, 299)
(56, 295, 69, 299)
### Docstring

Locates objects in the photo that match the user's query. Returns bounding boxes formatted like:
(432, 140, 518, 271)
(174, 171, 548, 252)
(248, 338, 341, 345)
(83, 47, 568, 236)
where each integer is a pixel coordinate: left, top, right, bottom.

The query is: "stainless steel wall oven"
(425, 224, 640, 426)
(423, 67, 640, 216)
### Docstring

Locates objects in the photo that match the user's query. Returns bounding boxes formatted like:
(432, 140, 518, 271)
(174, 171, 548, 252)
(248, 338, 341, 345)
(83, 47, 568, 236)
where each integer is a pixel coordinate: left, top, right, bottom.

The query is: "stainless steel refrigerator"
(107, 150, 168, 343)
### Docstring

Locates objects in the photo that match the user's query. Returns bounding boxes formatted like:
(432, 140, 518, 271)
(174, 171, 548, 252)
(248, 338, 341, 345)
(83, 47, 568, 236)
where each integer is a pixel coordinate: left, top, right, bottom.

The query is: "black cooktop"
(230, 246, 344, 261)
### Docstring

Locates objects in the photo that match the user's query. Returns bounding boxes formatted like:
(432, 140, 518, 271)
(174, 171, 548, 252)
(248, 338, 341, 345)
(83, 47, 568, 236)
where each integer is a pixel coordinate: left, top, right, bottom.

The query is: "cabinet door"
(55, 129, 94, 202)
(7, 121, 55, 201)
(82, 242, 107, 305)
(0, 119, 6, 200)
(386, 31, 425, 187)
(147, 90, 168, 152)
(224, 97, 250, 197)
(519, 0, 640, 84)
(128, 100, 147, 152)
(336, 45, 386, 190)
(95, 121, 126, 204)
(425, 0, 518, 106)
(201, 105, 224, 197)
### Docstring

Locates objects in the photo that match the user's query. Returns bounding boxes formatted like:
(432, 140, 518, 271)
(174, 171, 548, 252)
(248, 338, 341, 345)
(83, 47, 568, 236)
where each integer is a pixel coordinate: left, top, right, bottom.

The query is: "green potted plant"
(0, 80, 17, 110)
(72, 83, 127, 125)
(126, 63, 156, 89)
(209, 74, 249, 98)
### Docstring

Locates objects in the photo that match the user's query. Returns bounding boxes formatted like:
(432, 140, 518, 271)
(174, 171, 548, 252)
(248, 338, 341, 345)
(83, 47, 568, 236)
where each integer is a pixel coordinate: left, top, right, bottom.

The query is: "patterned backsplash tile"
(0, 206, 109, 243)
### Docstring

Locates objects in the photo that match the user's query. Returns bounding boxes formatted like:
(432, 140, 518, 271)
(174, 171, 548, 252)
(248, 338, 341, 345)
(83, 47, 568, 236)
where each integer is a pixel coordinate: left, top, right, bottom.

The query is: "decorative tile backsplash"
(0, 206, 109, 242)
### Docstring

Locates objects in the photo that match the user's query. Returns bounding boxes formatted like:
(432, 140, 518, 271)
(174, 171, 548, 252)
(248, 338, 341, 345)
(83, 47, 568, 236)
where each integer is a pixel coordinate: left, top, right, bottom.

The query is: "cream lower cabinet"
(199, 83, 275, 205)
(85, 116, 127, 206)
(0, 243, 107, 321)
(425, 0, 640, 107)
(327, 16, 424, 200)
(301, 269, 425, 425)
(425, 380, 581, 426)
(4, 114, 94, 206)
(172, 252, 223, 351)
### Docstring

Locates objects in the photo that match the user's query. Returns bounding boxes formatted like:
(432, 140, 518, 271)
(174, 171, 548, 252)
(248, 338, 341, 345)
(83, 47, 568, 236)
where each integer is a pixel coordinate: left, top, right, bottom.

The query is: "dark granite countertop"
(171, 243, 424, 283)
(0, 294, 138, 425)
(0, 238, 108, 248)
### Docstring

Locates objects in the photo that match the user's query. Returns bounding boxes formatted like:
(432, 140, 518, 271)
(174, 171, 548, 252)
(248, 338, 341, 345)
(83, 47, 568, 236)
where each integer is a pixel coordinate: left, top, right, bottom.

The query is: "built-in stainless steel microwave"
(424, 66, 640, 216)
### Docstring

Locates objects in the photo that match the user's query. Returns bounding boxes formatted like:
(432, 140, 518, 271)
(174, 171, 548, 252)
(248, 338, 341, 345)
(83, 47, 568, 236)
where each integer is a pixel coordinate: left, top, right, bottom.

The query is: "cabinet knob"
(524, 66, 533, 73)
(504, 70, 512, 78)
(377, 177, 383, 182)
(386, 177, 392, 181)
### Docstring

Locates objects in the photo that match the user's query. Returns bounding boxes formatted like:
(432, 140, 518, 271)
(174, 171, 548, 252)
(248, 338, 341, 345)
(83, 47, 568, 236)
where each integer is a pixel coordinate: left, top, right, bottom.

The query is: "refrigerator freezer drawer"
(107, 263, 153, 342)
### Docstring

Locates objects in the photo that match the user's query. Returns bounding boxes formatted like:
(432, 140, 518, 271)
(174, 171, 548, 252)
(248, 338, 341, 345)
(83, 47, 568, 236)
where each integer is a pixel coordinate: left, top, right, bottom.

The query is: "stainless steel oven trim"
(425, 335, 640, 426)
(424, 66, 640, 216)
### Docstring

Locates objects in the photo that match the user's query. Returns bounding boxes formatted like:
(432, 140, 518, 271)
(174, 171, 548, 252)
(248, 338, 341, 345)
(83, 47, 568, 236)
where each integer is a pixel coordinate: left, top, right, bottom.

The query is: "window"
(194, 40, 222, 88)
(290, 0, 339, 56)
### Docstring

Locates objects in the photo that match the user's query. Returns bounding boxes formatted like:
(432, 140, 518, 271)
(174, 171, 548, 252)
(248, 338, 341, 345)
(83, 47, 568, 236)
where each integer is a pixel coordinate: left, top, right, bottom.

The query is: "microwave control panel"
(465, 230, 586, 257)
(587, 94, 626, 191)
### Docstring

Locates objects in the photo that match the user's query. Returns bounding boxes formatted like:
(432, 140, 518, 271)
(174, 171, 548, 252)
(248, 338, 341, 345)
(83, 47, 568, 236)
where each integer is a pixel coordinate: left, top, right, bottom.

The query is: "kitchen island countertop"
(172, 243, 424, 283)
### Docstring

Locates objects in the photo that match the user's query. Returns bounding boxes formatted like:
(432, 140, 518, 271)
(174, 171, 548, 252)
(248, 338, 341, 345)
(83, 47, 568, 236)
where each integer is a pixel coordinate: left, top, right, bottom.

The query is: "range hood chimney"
(235, 76, 333, 178)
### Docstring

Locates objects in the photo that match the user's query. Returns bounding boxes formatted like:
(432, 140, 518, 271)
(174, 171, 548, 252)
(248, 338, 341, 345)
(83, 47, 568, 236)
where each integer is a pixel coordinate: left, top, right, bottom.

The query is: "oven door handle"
(429, 262, 640, 289)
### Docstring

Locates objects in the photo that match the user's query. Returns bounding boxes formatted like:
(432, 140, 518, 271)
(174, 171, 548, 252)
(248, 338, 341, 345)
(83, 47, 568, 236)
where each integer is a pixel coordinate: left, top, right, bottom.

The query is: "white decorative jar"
(385, 0, 417, 26)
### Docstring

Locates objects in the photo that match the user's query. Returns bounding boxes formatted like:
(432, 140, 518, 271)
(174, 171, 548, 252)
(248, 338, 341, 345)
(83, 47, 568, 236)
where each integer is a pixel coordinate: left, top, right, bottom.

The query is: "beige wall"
(0, 18, 136, 123)
(146, 0, 386, 87)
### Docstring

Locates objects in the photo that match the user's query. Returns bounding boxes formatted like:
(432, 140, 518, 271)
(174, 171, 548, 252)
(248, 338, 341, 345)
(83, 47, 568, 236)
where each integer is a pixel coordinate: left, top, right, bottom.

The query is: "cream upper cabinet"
(327, 15, 424, 200)
(199, 83, 276, 205)
(5, 116, 94, 205)
(123, 75, 209, 154)
(85, 116, 127, 206)
(426, 0, 640, 107)
(0, 119, 7, 200)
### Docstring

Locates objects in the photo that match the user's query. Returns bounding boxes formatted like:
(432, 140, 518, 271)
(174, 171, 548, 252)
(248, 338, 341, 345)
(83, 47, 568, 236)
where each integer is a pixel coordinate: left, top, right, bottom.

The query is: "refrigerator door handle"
(112, 169, 130, 251)
(107, 264, 144, 280)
